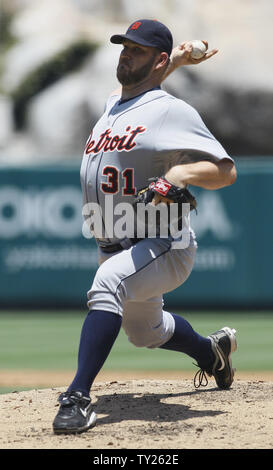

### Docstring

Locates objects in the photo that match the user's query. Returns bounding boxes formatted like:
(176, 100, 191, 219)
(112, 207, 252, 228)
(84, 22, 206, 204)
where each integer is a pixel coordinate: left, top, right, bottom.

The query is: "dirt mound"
(0, 377, 272, 449)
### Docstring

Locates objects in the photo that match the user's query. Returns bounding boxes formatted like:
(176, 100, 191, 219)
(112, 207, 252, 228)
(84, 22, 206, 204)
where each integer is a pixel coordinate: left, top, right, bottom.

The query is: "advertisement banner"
(0, 159, 272, 308)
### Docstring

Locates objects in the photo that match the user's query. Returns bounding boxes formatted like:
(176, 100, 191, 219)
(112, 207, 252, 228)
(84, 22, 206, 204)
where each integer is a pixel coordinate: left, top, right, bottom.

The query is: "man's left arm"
(165, 158, 237, 190)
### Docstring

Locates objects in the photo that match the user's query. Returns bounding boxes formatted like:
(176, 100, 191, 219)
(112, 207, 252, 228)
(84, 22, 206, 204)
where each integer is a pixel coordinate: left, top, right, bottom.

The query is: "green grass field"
(0, 310, 272, 393)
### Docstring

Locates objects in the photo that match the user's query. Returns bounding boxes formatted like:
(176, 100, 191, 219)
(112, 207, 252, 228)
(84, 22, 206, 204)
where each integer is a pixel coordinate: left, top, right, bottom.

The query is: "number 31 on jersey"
(101, 166, 136, 195)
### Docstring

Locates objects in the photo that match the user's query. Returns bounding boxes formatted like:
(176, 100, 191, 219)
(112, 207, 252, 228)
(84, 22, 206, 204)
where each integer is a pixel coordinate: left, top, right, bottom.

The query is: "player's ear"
(154, 51, 170, 71)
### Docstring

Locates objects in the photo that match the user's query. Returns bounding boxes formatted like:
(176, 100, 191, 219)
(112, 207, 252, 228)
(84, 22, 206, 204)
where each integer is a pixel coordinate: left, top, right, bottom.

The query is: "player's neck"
(121, 77, 161, 101)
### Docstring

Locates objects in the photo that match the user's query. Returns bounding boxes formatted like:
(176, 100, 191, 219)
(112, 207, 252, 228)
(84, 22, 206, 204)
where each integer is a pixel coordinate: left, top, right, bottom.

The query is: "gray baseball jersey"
(80, 87, 230, 245)
(81, 88, 232, 348)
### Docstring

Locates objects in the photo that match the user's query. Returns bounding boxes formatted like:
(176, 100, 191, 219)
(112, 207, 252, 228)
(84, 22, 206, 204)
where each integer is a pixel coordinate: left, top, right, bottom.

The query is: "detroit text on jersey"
(84, 125, 147, 155)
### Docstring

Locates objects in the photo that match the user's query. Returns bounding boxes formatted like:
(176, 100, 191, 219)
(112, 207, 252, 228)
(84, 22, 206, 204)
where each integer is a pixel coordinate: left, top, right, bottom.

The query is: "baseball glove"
(133, 176, 197, 237)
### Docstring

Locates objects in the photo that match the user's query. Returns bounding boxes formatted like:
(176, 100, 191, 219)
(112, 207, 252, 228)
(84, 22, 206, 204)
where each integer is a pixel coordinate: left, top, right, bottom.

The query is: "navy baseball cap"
(110, 19, 173, 56)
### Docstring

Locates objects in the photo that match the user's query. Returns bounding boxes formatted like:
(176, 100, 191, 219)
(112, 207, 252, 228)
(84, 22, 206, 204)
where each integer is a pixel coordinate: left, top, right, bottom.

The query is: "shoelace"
(59, 393, 76, 407)
(193, 365, 209, 389)
(59, 391, 89, 407)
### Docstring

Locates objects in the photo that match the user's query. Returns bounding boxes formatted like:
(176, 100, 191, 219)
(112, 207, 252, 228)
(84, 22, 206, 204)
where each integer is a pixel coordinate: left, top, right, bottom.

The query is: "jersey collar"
(117, 86, 161, 106)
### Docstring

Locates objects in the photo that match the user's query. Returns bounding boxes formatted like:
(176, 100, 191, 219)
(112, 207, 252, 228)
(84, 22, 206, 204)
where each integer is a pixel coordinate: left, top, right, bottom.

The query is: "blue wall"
(0, 158, 272, 308)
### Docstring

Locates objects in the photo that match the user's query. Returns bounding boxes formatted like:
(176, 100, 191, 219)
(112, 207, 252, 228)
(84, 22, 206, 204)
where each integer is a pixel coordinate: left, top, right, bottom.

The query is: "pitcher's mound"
(0, 378, 272, 449)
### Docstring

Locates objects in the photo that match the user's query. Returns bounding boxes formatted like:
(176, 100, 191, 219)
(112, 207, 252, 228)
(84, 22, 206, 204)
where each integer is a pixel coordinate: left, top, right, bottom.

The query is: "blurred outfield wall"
(0, 158, 272, 309)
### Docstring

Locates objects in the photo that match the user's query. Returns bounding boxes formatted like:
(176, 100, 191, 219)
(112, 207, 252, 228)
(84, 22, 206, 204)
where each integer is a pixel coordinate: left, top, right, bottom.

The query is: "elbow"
(219, 160, 237, 188)
(227, 164, 237, 186)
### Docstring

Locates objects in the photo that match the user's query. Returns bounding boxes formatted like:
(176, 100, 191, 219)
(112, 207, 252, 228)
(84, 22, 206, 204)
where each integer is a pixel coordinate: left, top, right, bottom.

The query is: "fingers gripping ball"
(190, 40, 207, 59)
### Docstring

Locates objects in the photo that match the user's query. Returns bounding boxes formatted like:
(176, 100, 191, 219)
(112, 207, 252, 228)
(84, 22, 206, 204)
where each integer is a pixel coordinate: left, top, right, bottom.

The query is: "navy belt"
(99, 237, 141, 253)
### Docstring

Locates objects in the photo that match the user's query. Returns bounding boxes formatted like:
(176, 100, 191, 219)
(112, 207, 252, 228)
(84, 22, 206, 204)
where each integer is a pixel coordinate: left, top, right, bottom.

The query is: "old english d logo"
(130, 21, 142, 30)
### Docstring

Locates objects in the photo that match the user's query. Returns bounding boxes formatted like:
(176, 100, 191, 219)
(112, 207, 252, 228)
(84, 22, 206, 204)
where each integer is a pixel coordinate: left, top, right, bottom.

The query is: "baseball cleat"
(194, 326, 237, 389)
(52, 390, 97, 434)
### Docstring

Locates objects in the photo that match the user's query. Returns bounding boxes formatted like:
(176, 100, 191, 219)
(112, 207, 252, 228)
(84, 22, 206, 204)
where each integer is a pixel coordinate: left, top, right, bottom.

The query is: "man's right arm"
(161, 41, 218, 82)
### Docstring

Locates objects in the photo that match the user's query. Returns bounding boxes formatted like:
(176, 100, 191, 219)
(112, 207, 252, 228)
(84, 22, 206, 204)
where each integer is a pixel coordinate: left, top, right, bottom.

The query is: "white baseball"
(190, 40, 207, 59)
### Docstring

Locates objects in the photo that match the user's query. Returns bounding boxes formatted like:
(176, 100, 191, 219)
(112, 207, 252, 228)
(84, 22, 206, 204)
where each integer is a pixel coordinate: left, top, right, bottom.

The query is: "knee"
(87, 263, 125, 314)
(124, 310, 175, 349)
(126, 331, 164, 349)
(128, 335, 151, 348)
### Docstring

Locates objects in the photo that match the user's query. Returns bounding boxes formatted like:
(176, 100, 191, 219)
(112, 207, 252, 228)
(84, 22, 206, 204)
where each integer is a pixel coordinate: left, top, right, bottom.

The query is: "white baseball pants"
(87, 235, 197, 348)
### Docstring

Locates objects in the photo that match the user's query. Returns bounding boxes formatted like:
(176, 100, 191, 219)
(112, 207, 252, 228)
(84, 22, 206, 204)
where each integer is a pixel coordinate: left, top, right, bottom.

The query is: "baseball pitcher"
(53, 19, 237, 435)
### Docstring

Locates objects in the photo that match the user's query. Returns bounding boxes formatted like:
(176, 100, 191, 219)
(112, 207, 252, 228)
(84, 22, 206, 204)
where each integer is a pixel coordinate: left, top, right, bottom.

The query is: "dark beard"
(116, 55, 156, 86)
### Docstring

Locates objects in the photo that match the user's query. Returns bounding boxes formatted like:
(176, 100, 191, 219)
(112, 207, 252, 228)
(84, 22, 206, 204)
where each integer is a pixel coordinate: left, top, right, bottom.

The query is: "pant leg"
(87, 236, 196, 315)
(121, 297, 175, 348)
(87, 236, 196, 347)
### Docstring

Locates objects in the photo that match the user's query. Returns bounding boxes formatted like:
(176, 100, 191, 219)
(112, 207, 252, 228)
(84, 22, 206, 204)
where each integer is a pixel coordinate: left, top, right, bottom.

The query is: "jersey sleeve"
(156, 97, 233, 163)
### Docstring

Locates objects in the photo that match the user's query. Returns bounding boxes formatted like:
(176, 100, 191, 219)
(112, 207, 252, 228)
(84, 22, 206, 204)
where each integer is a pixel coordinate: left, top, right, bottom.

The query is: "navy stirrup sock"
(68, 310, 122, 396)
(160, 313, 214, 368)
